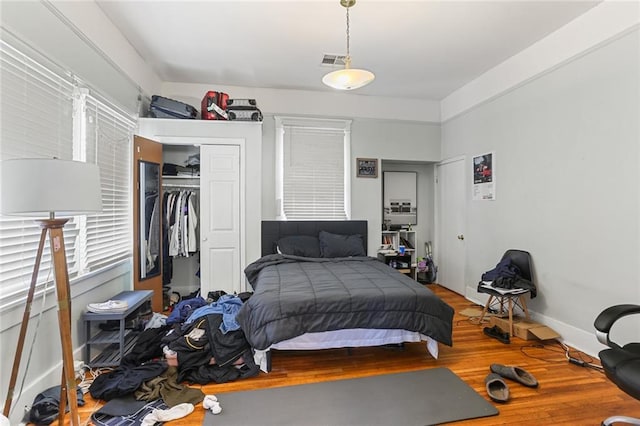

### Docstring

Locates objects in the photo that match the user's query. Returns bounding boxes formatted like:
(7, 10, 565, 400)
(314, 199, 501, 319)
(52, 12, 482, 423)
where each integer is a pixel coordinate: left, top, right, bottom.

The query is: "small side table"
(377, 252, 416, 279)
(82, 290, 153, 367)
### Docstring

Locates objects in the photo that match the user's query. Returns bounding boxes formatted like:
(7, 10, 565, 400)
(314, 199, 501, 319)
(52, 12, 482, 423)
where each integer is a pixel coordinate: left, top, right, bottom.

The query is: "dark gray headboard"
(261, 220, 368, 257)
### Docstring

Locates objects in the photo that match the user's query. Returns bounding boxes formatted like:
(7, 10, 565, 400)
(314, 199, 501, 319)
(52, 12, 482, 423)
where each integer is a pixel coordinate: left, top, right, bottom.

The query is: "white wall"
(347, 119, 441, 255)
(441, 1, 640, 122)
(0, 1, 161, 112)
(441, 28, 640, 355)
(49, 1, 162, 98)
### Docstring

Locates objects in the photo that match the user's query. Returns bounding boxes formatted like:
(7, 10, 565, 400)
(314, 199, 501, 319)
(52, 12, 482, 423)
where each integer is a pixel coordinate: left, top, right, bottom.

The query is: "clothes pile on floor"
(86, 293, 258, 424)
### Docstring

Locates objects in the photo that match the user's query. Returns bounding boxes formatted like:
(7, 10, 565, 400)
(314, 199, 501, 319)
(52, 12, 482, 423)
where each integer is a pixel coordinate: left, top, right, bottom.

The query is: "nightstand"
(377, 252, 416, 279)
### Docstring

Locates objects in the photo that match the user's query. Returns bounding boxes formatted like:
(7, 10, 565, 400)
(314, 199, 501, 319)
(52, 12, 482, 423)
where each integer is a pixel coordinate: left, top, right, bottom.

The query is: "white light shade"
(322, 68, 375, 90)
(0, 158, 103, 216)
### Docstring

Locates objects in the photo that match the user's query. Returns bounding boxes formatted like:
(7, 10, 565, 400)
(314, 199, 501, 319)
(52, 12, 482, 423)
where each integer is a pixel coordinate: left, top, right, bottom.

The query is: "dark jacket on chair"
(481, 258, 537, 298)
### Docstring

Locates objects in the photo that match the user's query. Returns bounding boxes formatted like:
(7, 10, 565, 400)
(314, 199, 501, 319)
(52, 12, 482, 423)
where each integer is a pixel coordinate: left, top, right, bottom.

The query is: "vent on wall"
(321, 54, 347, 66)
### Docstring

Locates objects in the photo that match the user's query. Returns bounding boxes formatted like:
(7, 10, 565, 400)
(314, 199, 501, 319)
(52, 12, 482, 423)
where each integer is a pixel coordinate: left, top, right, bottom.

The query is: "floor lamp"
(1, 158, 102, 426)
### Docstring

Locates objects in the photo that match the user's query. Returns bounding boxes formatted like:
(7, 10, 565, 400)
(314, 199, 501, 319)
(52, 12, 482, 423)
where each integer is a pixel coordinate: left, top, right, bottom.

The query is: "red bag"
(201, 91, 229, 120)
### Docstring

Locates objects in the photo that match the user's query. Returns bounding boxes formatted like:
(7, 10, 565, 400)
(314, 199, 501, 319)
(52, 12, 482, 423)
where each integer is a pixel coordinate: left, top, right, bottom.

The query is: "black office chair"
(477, 249, 536, 338)
(594, 304, 640, 426)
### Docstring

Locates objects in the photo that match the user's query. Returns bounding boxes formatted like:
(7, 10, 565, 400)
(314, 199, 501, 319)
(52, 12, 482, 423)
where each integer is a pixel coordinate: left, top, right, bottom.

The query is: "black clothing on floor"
(121, 324, 171, 367)
(89, 361, 167, 401)
(181, 348, 259, 385)
(205, 314, 250, 367)
(26, 386, 85, 425)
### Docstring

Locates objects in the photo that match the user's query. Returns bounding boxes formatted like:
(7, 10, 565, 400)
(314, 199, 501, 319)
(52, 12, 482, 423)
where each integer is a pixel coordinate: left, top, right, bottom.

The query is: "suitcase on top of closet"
(201, 91, 229, 120)
(149, 95, 198, 119)
(226, 98, 263, 122)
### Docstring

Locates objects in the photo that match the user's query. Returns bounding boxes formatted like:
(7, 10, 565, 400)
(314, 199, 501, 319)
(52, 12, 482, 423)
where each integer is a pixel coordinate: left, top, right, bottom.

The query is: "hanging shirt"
(187, 192, 199, 253)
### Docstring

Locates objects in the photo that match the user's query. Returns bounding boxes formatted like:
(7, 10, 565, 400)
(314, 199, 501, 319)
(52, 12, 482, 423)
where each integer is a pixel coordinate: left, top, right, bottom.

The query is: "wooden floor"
(67, 284, 639, 425)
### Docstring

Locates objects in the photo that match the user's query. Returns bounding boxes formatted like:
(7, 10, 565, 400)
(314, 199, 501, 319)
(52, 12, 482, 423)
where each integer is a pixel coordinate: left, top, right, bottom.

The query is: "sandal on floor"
(490, 363, 539, 387)
(485, 373, 510, 402)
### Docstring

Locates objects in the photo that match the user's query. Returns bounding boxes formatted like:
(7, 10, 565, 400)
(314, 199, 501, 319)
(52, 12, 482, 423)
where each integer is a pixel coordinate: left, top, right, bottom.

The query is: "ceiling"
(96, 1, 600, 101)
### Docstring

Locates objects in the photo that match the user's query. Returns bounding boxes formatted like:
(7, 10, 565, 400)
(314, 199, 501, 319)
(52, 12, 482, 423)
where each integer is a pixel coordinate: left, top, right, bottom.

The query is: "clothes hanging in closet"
(162, 190, 199, 285)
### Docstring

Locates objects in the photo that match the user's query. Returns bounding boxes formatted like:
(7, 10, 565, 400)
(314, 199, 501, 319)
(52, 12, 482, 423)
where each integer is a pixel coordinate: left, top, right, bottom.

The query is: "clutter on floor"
(483, 325, 511, 344)
(489, 316, 561, 341)
(76, 290, 257, 423)
(484, 364, 538, 403)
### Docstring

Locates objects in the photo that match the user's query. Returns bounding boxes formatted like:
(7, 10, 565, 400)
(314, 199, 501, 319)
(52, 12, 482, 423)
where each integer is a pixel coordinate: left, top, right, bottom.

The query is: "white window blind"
(283, 127, 347, 219)
(0, 34, 136, 304)
(275, 117, 351, 221)
(0, 38, 80, 298)
(83, 95, 134, 272)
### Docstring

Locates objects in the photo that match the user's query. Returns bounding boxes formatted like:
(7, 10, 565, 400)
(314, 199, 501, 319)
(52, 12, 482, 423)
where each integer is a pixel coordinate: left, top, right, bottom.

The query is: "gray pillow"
(276, 235, 321, 258)
(318, 231, 366, 258)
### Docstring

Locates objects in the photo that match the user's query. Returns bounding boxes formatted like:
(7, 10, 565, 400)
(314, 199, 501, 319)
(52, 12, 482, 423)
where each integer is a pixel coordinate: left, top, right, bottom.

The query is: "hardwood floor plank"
(58, 284, 639, 425)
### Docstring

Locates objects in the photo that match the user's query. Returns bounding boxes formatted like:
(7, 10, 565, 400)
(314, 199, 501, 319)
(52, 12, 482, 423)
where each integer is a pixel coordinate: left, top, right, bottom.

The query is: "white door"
(436, 157, 466, 295)
(200, 144, 241, 296)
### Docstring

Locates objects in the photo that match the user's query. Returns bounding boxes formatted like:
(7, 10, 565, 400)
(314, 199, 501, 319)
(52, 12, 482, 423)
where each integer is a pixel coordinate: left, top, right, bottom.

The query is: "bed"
(236, 220, 454, 371)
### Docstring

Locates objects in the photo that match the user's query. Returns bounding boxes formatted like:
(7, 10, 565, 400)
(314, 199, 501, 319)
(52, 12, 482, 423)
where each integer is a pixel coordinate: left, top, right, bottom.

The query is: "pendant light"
(322, 0, 375, 90)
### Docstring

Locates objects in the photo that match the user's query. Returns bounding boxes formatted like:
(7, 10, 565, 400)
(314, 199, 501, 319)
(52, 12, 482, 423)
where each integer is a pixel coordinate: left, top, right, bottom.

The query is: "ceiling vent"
(321, 54, 347, 67)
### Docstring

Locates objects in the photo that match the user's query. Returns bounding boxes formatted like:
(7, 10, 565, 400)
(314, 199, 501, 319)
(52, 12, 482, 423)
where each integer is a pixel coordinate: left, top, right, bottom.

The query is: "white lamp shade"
(0, 158, 103, 216)
(322, 68, 375, 90)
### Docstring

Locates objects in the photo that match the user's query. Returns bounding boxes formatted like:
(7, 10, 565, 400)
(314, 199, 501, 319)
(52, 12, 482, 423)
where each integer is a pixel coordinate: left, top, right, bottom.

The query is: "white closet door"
(200, 144, 241, 296)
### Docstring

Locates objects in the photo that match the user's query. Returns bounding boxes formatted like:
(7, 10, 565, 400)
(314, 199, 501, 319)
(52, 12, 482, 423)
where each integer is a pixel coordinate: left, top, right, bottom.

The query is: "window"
(275, 117, 351, 220)
(0, 35, 136, 305)
(83, 93, 135, 273)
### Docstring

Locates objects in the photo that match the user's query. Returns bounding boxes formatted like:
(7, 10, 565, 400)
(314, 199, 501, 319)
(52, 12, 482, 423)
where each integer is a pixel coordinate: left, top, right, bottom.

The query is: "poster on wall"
(472, 152, 495, 201)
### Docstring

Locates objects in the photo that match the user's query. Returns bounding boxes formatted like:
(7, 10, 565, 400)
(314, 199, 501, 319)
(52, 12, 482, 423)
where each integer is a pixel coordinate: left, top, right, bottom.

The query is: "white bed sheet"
(253, 328, 439, 373)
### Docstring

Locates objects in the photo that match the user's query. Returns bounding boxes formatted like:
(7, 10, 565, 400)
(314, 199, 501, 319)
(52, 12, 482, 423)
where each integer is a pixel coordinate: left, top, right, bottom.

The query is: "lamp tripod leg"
(48, 224, 80, 426)
(3, 227, 47, 418)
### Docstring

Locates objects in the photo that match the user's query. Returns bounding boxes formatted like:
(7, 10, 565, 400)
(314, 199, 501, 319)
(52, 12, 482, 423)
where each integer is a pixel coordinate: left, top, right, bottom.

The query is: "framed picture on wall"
(356, 158, 378, 178)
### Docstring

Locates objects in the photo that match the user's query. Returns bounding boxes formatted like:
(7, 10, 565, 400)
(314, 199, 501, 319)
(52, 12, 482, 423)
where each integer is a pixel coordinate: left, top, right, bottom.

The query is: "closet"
(134, 119, 262, 311)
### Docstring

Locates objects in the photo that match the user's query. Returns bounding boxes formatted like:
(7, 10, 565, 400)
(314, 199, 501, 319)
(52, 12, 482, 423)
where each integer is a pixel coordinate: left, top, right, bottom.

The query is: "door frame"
(434, 155, 466, 295)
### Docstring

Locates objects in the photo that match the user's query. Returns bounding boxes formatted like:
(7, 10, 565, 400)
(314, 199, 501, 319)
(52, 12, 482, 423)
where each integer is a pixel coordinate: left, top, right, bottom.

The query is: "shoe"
(490, 364, 539, 387)
(483, 325, 510, 344)
(87, 300, 128, 313)
(485, 373, 510, 402)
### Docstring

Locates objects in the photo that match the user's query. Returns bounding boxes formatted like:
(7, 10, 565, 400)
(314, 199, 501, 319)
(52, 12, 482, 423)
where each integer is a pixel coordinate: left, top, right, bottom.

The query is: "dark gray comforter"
(236, 254, 454, 350)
